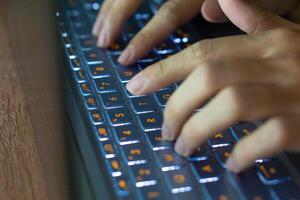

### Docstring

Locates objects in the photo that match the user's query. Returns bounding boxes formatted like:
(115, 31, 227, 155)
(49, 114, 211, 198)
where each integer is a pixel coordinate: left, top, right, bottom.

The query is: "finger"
(97, 0, 143, 47)
(201, 0, 228, 23)
(162, 59, 297, 141)
(174, 85, 300, 156)
(92, 0, 115, 36)
(227, 115, 300, 173)
(126, 34, 262, 95)
(218, 0, 300, 34)
(118, 0, 203, 65)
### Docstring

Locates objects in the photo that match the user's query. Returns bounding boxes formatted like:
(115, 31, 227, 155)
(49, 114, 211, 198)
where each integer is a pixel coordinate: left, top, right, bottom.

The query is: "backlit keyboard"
(57, 0, 300, 199)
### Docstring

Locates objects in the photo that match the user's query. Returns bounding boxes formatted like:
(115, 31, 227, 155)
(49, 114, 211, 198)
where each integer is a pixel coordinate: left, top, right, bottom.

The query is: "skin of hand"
(92, 0, 297, 66)
(125, 0, 300, 173)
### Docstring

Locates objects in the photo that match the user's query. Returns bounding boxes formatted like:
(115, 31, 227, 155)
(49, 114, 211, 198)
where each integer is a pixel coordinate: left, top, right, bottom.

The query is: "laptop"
(56, 0, 300, 199)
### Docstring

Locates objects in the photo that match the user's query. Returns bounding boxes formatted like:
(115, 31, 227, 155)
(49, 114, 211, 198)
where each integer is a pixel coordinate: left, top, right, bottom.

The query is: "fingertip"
(201, 0, 228, 23)
(97, 30, 110, 48)
(175, 138, 192, 157)
(162, 123, 175, 141)
(118, 45, 135, 65)
(225, 157, 241, 173)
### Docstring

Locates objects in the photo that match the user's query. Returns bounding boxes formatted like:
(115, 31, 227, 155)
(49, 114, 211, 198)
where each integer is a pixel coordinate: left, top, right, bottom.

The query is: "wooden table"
(0, 0, 71, 199)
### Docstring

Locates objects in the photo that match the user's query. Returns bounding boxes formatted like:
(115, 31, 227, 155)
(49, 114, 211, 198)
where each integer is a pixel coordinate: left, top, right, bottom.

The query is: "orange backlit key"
(114, 176, 130, 196)
(90, 110, 104, 124)
(107, 158, 122, 177)
(129, 164, 157, 187)
(257, 161, 290, 185)
(95, 125, 109, 141)
(84, 95, 98, 109)
(164, 167, 193, 194)
(107, 108, 132, 126)
(101, 140, 117, 159)
(122, 143, 147, 166)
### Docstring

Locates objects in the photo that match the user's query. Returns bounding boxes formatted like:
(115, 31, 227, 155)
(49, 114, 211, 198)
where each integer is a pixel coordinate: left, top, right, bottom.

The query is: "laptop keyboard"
(57, 0, 300, 199)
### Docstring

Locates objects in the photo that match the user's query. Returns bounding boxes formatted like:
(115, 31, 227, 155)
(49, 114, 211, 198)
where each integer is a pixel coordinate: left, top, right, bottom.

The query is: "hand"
(92, 0, 297, 66)
(126, 0, 300, 173)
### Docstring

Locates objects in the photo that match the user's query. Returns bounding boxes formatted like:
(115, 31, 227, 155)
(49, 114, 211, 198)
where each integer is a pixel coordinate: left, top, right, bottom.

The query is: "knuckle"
(158, 0, 181, 26)
(191, 39, 214, 62)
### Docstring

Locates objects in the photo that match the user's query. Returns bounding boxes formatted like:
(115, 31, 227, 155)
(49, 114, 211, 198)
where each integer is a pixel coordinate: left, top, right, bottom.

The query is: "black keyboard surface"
(57, 0, 300, 199)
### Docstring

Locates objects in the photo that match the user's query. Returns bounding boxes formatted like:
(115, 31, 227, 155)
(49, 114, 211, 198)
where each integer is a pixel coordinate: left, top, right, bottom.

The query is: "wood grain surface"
(0, 0, 71, 199)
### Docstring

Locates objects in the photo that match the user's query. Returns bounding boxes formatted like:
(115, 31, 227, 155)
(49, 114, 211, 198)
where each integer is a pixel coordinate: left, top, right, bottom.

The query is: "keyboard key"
(270, 181, 300, 199)
(130, 96, 157, 114)
(114, 125, 141, 145)
(106, 157, 122, 177)
(257, 161, 291, 185)
(155, 149, 185, 171)
(121, 143, 148, 165)
(78, 36, 96, 49)
(70, 57, 82, 70)
(89, 63, 111, 78)
(188, 146, 210, 162)
(155, 39, 178, 55)
(213, 146, 233, 168)
(107, 107, 132, 126)
(146, 130, 173, 151)
(231, 122, 256, 140)
(208, 130, 235, 148)
(94, 77, 118, 93)
(107, 38, 126, 54)
(115, 65, 140, 83)
(173, 27, 195, 44)
(100, 140, 117, 159)
(164, 167, 193, 194)
(89, 110, 104, 124)
(139, 61, 156, 70)
(83, 50, 103, 64)
(113, 176, 130, 197)
(173, 191, 199, 200)
(84, 95, 98, 109)
(75, 69, 87, 82)
(204, 177, 240, 200)
(139, 184, 167, 199)
(124, 20, 139, 37)
(232, 169, 273, 199)
(73, 23, 90, 36)
(79, 82, 92, 95)
(138, 112, 162, 131)
(129, 163, 157, 187)
(192, 158, 222, 183)
(154, 89, 173, 106)
(66, 46, 77, 58)
(95, 125, 110, 141)
(100, 92, 125, 109)
(137, 51, 159, 64)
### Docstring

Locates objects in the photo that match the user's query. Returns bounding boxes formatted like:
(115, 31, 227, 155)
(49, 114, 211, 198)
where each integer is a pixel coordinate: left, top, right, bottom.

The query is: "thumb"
(218, 0, 299, 34)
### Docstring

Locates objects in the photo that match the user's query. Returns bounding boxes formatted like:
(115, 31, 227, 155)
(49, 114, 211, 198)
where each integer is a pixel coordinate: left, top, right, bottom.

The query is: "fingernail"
(225, 157, 240, 173)
(118, 45, 134, 65)
(162, 123, 174, 141)
(175, 139, 189, 157)
(126, 73, 145, 94)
